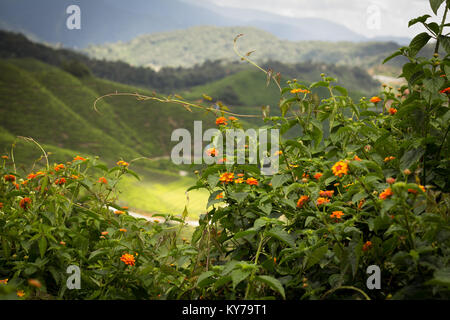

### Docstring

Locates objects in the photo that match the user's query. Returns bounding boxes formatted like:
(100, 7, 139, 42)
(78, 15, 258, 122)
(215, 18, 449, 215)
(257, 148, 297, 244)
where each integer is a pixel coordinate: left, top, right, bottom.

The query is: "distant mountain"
(0, 0, 410, 48)
(84, 25, 405, 69)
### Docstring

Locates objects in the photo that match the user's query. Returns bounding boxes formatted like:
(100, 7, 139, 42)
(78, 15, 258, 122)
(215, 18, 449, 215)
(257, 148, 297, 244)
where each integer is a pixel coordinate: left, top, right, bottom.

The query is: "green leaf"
(258, 202, 272, 215)
(255, 275, 286, 299)
(408, 14, 431, 27)
(352, 191, 368, 203)
(197, 271, 215, 288)
(333, 86, 348, 96)
(38, 236, 47, 259)
(427, 267, 450, 287)
(125, 168, 141, 181)
(234, 229, 258, 239)
(229, 192, 248, 204)
(305, 245, 328, 270)
(409, 32, 432, 57)
(423, 77, 445, 93)
(438, 35, 450, 54)
(310, 81, 329, 88)
(88, 249, 107, 262)
(429, 0, 445, 15)
(400, 147, 425, 170)
(231, 269, 252, 289)
(270, 174, 291, 189)
(383, 50, 403, 64)
(207, 174, 220, 188)
(267, 227, 295, 247)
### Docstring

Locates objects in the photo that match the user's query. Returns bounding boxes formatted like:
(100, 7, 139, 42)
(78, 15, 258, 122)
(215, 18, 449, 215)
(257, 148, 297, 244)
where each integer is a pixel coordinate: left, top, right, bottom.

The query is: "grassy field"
(118, 172, 208, 218)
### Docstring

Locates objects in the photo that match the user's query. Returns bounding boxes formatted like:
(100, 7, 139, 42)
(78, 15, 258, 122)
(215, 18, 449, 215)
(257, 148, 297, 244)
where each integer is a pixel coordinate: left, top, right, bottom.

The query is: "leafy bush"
(1, 0, 449, 300)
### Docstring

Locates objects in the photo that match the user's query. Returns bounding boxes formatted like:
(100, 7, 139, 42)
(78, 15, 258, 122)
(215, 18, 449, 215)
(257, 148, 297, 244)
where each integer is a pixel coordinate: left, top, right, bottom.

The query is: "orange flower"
(1, 155, 9, 160)
(234, 178, 244, 184)
(388, 107, 397, 115)
(206, 148, 218, 157)
(3, 174, 16, 182)
(332, 161, 349, 177)
(120, 253, 136, 266)
(17, 290, 25, 297)
(215, 192, 224, 200)
(73, 156, 87, 162)
(19, 197, 31, 210)
(229, 116, 238, 121)
(60, 241, 66, 246)
(27, 172, 44, 180)
(314, 172, 323, 180)
(14, 183, 20, 190)
(26, 173, 35, 179)
(330, 211, 344, 220)
(273, 150, 283, 156)
(362, 241, 372, 252)
(246, 178, 258, 186)
(370, 96, 382, 103)
(384, 156, 396, 162)
(237, 173, 245, 177)
(0, 279, 8, 285)
(71, 175, 80, 180)
(98, 177, 108, 184)
(319, 190, 334, 198)
(117, 160, 129, 167)
(358, 199, 365, 209)
(291, 88, 310, 94)
(408, 185, 426, 194)
(122, 206, 129, 210)
(119, 228, 127, 232)
(115, 210, 126, 215)
(439, 87, 450, 94)
(0, 202, 3, 209)
(215, 117, 228, 126)
(379, 187, 393, 200)
(297, 195, 309, 208)
(217, 157, 227, 164)
(101, 231, 109, 236)
(28, 279, 42, 288)
(353, 155, 361, 161)
(55, 178, 66, 185)
(317, 197, 330, 205)
(54, 164, 65, 172)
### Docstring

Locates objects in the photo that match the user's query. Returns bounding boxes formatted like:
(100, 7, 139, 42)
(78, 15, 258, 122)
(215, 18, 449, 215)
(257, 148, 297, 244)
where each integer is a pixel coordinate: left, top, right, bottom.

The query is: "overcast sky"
(186, 0, 443, 39)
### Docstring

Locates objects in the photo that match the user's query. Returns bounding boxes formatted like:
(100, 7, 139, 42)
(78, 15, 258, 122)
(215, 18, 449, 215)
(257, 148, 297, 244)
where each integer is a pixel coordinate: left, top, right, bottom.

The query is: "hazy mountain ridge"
(0, 0, 410, 48)
(84, 25, 405, 69)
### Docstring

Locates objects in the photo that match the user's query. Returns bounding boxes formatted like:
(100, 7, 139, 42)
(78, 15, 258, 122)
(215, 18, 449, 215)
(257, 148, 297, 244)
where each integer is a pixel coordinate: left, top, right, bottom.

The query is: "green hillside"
(85, 25, 413, 70)
(0, 57, 214, 217)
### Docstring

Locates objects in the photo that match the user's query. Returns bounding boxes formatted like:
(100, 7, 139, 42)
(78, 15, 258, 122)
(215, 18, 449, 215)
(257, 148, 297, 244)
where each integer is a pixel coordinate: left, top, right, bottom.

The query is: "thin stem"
(321, 285, 371, 300)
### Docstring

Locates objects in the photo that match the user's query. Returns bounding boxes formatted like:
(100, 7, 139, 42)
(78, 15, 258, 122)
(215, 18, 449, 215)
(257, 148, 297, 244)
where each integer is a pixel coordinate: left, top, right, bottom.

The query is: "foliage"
(1, 0, 449, 301)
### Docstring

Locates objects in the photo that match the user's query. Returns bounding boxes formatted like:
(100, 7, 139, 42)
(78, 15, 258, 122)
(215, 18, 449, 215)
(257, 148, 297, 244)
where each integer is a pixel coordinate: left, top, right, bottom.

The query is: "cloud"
(186, 0, 439, 39)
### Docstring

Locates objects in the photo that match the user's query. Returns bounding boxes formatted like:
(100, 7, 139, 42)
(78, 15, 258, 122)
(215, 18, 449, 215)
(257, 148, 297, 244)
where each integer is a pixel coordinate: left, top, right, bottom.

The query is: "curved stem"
(321, 285, 371, 300)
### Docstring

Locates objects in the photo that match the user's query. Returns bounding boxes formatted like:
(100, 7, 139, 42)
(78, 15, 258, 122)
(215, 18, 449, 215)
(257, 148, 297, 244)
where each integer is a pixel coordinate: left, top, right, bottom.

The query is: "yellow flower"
(17, 290, 25, 297)
(332, 161, 349, 177)
(117, 160, 129, 167)
(291, 88, 311, 94)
